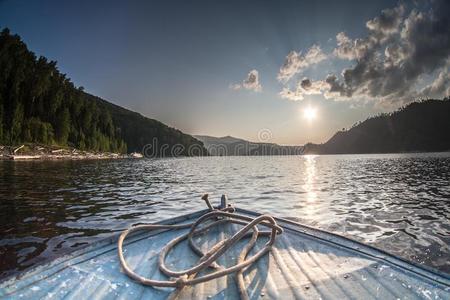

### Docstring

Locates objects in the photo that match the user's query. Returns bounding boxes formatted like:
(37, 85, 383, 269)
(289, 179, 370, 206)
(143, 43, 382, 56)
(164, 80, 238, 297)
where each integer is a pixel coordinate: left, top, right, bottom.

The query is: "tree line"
(0, 28, 208, 156)
(304, 98, 450, 154)
(0, 28, 127, 153)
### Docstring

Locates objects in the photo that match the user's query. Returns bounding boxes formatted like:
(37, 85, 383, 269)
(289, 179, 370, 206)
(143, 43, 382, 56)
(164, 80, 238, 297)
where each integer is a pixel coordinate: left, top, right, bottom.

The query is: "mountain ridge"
(304, 99, 450, 154)
(194, 135, 303, 156)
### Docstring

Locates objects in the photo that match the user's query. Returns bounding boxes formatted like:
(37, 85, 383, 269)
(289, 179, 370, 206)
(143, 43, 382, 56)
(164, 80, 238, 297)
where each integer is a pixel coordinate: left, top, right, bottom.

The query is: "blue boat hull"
(1, 208, 449, 299)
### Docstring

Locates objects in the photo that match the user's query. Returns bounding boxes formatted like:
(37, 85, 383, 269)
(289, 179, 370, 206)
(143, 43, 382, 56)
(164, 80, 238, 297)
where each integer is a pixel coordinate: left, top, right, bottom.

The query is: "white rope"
(117, 195, 283, 299)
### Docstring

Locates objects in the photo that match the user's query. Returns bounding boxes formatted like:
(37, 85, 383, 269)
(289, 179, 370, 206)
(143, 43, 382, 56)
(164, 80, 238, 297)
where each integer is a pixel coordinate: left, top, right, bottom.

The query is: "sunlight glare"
(303, 106, 317, 121)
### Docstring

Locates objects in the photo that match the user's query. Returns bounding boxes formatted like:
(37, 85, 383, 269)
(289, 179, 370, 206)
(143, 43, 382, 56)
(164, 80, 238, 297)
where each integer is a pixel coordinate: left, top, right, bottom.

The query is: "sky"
(1, 0, 449, 145)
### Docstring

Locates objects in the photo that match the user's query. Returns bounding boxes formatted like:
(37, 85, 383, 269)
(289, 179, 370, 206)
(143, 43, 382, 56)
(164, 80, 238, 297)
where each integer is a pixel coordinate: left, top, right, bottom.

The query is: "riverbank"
(0, 144, 143, 160)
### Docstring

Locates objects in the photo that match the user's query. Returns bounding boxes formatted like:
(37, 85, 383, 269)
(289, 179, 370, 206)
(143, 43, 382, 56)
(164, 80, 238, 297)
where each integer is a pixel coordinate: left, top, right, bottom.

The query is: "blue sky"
(1, 0, 448, 144)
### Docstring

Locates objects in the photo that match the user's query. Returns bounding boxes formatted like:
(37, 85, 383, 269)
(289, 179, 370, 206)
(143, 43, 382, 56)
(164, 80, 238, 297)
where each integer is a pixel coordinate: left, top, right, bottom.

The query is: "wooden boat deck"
(1, 208, 449, 299)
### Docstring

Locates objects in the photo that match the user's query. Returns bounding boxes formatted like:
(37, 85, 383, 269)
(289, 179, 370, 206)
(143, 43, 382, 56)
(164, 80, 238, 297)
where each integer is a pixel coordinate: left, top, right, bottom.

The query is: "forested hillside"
(93, 95, 207, 155)
(304, 99, 450, 154)
(0, 28, 206, 155)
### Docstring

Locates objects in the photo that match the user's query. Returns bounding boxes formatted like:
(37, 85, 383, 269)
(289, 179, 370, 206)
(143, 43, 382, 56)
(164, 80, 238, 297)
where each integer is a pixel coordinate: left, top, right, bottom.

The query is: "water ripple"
(0, 153, 449, 279)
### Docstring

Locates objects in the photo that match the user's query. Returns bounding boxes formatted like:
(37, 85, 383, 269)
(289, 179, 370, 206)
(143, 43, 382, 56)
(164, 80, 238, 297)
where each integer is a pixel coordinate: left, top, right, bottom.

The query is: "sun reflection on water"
(303, 154, 318, 204)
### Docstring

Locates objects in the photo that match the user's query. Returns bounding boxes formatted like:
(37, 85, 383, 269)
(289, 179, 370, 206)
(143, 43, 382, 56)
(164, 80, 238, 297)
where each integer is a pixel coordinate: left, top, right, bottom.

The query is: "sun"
(303, 106, 317, 121)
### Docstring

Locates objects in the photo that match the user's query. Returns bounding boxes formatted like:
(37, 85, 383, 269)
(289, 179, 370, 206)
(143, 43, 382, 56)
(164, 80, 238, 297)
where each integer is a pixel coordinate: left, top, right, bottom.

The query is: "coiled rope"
(118, 194, 283, 300)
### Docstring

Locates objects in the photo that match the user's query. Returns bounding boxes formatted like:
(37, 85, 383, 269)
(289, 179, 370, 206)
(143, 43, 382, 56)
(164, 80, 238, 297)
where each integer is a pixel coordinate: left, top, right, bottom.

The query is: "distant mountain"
(304, 99, 450, 154)
(194, 135, 247, 145)
(194, 135, 303, 156)
(0, 28, 206, 156)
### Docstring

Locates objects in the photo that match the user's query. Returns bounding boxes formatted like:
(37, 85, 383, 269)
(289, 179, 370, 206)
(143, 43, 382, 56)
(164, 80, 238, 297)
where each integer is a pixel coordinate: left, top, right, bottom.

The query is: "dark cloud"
(300, 78, 312, 89)
(279, 77, 328, 101)
(333, 5, 405, 61)
(401, 1, 450, 80)
(339, 0, 450, 103)
(366, 4, 405, 41)
(282, 1, 450, 104)
(325, 75, 353, 98)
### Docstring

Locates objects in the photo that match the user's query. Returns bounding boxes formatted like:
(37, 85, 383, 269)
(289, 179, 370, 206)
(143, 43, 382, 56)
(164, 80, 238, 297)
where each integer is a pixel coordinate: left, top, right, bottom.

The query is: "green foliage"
(56, 108, 70, 144)
(22, 117, 54, 144)
(0, 28, 207, 156)
(11, 102, 24, 143)
(0, 28, 126, 153)
(92, 96, 208, 155)
(0, 95, 4, 142)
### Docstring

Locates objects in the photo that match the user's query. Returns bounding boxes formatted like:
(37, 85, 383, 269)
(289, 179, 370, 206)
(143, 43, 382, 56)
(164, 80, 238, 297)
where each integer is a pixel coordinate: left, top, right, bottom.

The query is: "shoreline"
(0, 144, 143, 161)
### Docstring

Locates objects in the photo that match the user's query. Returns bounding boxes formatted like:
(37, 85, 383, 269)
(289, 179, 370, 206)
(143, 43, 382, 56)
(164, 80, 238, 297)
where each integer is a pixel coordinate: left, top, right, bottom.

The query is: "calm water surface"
(1, 153, 449, 279)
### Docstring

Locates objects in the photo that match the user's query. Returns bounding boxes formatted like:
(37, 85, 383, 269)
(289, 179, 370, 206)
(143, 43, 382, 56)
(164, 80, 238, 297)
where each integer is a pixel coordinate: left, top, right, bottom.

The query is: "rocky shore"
(0, 144, 143, 160)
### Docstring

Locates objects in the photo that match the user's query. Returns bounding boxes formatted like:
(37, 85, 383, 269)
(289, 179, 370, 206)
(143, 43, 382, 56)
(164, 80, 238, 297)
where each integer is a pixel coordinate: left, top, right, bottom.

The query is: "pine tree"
(10, 102, 24, 144)
(0, 95, 3, 143)
(56, 108, 70, 144)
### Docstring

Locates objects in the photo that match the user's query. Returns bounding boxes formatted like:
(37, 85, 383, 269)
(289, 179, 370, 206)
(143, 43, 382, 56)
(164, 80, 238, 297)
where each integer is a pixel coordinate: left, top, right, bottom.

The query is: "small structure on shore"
(0, 144, 142, 161)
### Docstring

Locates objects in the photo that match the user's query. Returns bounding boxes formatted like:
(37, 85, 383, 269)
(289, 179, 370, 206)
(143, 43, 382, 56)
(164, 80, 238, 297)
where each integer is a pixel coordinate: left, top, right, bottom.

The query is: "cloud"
(334, 32, 374, 60)
(230, 69, 262, 92)
(279, 77, 329, 101)
(280, 1, 450, 105)
(342, 1, 450, 102)
(333, 5, 405, 61)
(279, 87, 305, 101)
(300, 78, 312, 90)
(366, 4, 405, 41)
(324, 74, 353, 98)
(421, 68, 450, 98)
(279, 76, 352, 101)
(277, 45, 327, 82)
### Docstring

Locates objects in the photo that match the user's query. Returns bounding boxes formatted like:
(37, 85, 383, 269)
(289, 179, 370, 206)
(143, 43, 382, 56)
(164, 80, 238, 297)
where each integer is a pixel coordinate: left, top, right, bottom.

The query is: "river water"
(0, 153, 449, 279)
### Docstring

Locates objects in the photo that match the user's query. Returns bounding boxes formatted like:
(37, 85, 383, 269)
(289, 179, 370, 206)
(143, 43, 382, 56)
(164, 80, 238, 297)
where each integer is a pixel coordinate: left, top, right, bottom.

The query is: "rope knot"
(175, 274, 188, 287)
(118, 203, 283, 300)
